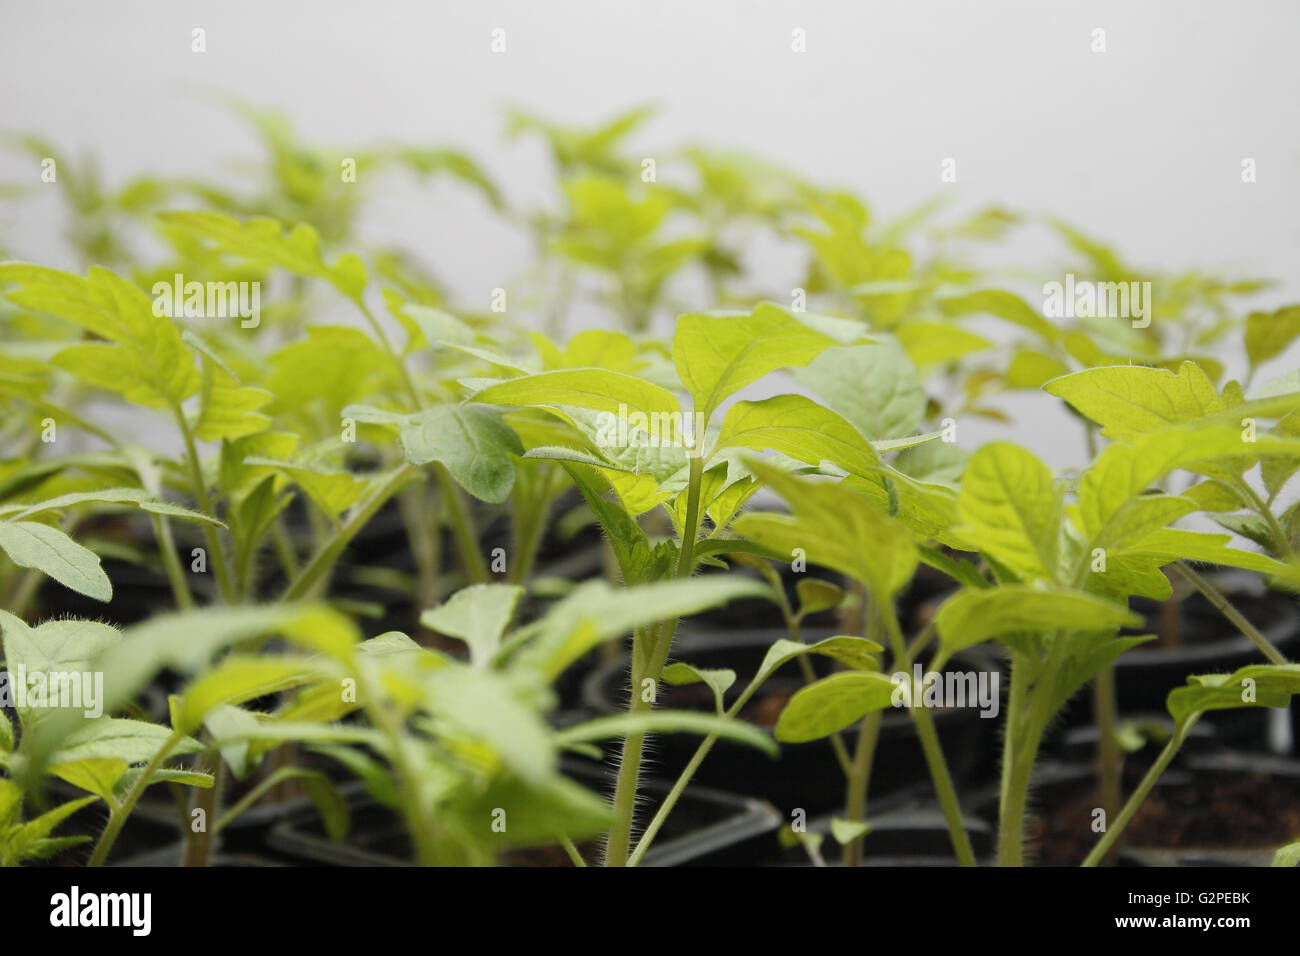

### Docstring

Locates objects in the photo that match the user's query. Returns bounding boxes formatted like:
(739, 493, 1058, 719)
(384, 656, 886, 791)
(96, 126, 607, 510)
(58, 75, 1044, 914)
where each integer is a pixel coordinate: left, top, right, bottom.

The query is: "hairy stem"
(606, 453, 705, 866)
(88, 730, 184, 867)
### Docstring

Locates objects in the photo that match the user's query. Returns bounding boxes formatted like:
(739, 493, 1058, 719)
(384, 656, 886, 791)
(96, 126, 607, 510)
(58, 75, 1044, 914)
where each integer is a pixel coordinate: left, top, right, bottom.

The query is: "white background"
(2, 0, 1298, 466)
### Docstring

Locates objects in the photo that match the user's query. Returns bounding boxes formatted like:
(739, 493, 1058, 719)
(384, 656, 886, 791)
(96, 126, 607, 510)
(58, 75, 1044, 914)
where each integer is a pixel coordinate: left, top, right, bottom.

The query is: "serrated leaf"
(1045, 362, 1223, 441)
(51, 718, 202, 766)
(792, 338, 924, 440)
(674, 304, 836, 421)
(955, 442, 1061, 583)
(158, 212, 367, 301)
(0, 264, 200, 408)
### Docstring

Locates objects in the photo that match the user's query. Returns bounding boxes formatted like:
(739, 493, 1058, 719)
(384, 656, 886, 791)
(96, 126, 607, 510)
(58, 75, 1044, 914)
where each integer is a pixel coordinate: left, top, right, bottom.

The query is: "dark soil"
(1027, 766, 1300, 866)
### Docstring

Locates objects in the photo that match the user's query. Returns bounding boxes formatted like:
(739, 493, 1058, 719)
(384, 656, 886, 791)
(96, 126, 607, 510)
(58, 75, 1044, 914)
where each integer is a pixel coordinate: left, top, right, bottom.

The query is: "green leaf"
(1166, 663, 1300, 727)
(421, 665, 554, 784)
(1272, 840, 1300, 867)
(204, 704, 262, 779)
(0, 520, 111, 601)
(0, 264, 200, 408)
(1045, 362, 1223, 441)
(935, 586, 1140, 657)
(473, 368, 680, 422)
(734, 461, 917, 598)
(553, 711, 778, 757)
(242, 458, 369, 519)
(51, 758, 129, 803)
(715, 394, 879, 476)
(674, 304, 836, 421)
(897, 322, 992, 367)
(830, 818, 871, 845)
(1075, 425, 1300, 542)
(754, 636, 882, 686)
(7, 796, 98, 861)
(0, 487, 224, 526)
(774, 671, 897, 743)
(508, 577, 771, 681)
(1245, 305, 1300, 367)
(0, 614, 120, 678)
(457, 771, 611, 848)
(396, 404, 522, 503)
(420, 583, 524, 666)
(185, 333, 273, 442)
(955, 442, 1061, 583)
(1006, 349, 1071, 389)
(173, 655, 325, 734)
(51, 718, 202, 766)
(796, 579, 845, 617)
(398, 304, 477, 351)
(792, 338, 924, 440)
(935, 289, 1058, 341)
(1262, 410, 1300, 500)
(662, 662, 736, 713)
(158, 212, 367, 301)
(560, 463, 659, 585)
(1121, 528, 1300, 585)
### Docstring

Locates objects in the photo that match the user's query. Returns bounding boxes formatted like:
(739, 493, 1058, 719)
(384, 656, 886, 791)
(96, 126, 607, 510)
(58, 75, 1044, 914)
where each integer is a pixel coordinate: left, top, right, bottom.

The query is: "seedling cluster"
(2, 103, 1299, 868)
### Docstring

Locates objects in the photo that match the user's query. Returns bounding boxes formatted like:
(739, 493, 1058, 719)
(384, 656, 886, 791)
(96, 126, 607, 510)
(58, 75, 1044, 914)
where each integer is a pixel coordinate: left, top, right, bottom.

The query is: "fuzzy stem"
(606, 453, 705, 866)
(88, 729, 185, 867)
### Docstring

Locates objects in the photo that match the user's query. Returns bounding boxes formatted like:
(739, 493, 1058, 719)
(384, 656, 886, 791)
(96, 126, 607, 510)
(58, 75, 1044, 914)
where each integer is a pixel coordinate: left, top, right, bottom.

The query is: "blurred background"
(2, 0, 1298, 466)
